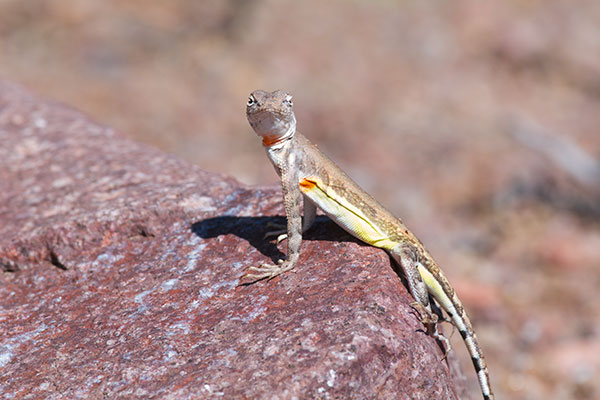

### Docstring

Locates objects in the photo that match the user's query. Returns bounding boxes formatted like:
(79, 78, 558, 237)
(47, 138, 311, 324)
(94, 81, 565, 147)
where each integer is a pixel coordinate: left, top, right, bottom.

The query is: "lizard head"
(246, 89, 296, 147)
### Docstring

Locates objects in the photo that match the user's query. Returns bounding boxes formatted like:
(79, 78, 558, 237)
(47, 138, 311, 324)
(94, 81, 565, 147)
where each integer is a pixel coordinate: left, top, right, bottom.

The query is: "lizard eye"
(283, 95, 293, 107)
(247, 95, 256, 107)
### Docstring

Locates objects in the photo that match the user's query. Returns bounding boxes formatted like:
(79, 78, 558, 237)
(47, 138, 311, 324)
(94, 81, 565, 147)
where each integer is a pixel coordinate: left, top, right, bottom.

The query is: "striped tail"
(455, 312, 493, 400)
(416, 264, 494, 400)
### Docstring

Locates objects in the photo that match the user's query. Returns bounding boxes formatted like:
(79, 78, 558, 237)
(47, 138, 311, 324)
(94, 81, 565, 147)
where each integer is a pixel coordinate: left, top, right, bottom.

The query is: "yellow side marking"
(417, 265, 454, 311)
(299, 177, 395, 249)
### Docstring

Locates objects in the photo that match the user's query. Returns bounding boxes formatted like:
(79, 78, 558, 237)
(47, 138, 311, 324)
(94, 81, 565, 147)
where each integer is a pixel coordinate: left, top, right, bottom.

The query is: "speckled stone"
(0, 80, 468, 399)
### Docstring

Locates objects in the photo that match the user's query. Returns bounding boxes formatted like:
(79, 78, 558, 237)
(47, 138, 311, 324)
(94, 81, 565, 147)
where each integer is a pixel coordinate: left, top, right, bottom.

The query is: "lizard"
(243, 89, 494, 400)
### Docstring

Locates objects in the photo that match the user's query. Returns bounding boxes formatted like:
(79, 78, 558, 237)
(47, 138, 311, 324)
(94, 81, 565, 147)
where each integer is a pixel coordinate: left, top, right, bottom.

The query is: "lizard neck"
(261, 122, 296, 149)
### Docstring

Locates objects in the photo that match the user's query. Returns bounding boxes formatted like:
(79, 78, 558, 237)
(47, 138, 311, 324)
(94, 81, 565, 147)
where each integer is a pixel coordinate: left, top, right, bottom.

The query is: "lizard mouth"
(248, 110, 293, 138)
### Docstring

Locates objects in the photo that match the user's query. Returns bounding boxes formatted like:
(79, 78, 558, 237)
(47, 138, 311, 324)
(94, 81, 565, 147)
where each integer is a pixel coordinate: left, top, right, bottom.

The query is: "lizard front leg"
(242, 167, 304, 282)
(265, 197, 316, 243)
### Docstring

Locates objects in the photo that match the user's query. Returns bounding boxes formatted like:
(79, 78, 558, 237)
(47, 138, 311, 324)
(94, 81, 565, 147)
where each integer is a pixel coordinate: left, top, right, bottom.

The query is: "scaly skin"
(244, 89, 494, 400)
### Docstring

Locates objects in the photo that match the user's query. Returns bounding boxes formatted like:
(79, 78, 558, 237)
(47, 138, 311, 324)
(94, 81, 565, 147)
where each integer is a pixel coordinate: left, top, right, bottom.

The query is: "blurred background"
(2, 1, 600, 398)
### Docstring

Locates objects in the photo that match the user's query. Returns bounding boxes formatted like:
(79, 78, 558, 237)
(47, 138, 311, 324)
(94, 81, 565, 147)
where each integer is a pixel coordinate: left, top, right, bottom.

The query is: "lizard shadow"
(191, 216, 411, 292)
(191, 215, 447, 352)
(192, 215, 449, 357)
(190, 215, 366, 263)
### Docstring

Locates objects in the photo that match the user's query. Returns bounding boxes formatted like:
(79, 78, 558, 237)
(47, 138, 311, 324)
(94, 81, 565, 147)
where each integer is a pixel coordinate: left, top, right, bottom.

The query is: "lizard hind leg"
(389, 242, 431, 311)
(411, 299, 452, 360)
(390, 243, 452, 358)
(429, 321, 452, 361)
(410, 300, 451, 355)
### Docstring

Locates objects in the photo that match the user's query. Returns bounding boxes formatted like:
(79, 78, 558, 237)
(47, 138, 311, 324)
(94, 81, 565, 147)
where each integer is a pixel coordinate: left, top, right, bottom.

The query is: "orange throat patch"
(262, 134, 286, 147)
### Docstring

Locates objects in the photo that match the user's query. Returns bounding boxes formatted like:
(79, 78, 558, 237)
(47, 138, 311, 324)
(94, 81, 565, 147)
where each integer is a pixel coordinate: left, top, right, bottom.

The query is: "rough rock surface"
(0, 80, 469, 399)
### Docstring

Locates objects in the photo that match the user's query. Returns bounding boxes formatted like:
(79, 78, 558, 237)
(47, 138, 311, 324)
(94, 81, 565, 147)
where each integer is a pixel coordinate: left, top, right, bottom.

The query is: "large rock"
(0, 81, 468, 399)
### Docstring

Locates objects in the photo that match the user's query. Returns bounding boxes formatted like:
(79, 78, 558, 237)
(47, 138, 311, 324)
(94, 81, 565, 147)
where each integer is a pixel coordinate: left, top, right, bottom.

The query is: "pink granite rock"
(0, 80, 468, 399)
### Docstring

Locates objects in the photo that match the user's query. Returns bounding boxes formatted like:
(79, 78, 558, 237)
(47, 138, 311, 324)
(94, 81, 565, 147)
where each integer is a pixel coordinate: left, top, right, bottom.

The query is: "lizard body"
(244, 89, 493, 400)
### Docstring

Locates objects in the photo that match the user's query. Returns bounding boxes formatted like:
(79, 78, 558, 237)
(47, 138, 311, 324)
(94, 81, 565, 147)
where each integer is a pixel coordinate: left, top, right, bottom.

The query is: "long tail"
(417, 264, 494, 400)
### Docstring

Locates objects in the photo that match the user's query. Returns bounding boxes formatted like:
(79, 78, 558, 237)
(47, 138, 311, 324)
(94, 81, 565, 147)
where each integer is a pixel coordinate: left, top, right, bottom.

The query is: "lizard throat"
(261, 124, 295, 148)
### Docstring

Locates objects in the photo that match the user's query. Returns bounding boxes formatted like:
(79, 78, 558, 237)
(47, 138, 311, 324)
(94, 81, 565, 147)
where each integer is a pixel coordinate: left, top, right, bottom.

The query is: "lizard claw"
(264, 222, 287, 241)
(275, 233, 288, 244)
(410, 301, 439, 325)
(432, 328, 452, 361)
(410, 301, 452, 360)
(264, 230, 287, 241)
(264, 231, 288, 244)
(240, 260, 294, 283)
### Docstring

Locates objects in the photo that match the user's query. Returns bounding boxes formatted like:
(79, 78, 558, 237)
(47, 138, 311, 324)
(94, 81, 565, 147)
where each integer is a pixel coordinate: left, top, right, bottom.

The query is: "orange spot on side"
(299, 178, 317, 193)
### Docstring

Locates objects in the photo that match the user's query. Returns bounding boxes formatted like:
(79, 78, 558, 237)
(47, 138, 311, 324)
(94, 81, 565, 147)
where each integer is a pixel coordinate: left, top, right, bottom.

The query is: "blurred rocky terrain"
(1, 1, 600, 398)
